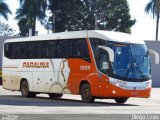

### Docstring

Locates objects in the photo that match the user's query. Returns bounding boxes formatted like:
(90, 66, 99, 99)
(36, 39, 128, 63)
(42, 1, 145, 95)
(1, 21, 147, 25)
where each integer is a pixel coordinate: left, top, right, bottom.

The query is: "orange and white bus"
(2, 30, 159, 103)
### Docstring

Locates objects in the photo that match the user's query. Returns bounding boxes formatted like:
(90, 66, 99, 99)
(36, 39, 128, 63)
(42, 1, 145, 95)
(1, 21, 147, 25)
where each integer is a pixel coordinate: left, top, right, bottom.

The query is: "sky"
(1, 0, 160, 40)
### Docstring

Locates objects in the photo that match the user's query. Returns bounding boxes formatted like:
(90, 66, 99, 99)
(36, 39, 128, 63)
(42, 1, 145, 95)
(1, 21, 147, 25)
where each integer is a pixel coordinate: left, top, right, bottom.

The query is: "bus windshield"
(89, 38, 151, 82)
(108, 43, 151, 81)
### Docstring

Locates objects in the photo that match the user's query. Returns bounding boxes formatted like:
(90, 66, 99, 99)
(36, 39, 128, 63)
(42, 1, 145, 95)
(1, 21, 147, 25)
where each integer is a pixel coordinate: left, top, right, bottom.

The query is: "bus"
(2, 30, 159, 103)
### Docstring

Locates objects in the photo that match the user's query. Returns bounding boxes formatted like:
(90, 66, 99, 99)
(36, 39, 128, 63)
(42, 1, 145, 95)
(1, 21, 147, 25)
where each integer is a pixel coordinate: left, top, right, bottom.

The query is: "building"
(145, 41, 160, 87)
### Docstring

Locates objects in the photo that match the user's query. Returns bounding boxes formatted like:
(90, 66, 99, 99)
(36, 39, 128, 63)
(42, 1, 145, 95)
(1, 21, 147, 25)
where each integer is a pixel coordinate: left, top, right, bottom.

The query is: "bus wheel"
(114, 97, 128, 104)
(29, 92, 36, 98)
(48, 93, 63, 99)
(80, 83, 95, 103)
(21, 80, 36, 97)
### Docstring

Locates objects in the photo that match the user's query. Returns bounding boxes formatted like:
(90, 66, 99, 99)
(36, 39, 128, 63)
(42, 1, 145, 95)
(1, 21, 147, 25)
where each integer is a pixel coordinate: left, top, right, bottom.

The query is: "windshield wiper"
(125, 63, 133, 78)
(125, 45, 146, 80)
(133, 58, 147, 80)
(125, 45, 135, 78)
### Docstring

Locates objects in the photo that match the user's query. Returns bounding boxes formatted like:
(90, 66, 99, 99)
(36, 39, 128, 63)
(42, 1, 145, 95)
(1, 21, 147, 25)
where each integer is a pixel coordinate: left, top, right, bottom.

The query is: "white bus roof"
(5, 30, 145, 44)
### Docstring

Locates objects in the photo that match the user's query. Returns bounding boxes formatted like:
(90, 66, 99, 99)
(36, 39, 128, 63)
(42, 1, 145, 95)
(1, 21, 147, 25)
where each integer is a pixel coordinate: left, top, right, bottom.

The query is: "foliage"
(0, 0, 12, 20)
(15, 0, 47, 36)
(47, 0, 135, 33)
(145, 0, 160, 41)
(0, 23, 16, 36)
(16, 0, 135, 36)
(17, 18, 29, 37)
(145, 0, 160, 18)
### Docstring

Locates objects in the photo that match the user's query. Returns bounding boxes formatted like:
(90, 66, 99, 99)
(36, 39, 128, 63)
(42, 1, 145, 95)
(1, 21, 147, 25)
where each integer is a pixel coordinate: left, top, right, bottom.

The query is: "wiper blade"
(125, 63, 134, 77)
(133, 58, 146, 79)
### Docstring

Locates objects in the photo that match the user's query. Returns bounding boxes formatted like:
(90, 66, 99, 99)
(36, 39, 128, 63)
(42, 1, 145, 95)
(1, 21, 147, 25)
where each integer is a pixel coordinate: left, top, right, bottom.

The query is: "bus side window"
(72, 40, 81, 58)
(90, 39, 100, 68)
(57, 40, 72, 58)
(11, 43, 19, 59)
(72, 39, 90, 62)
(33, 42, 43, 58)
(99, 51, 109, 74)
(28, 43, 35, 59)
(80, 39, 90, 59)
(4, 43, 10, 58)
(19, 43, 28, 59)
(45, 41, 57, 58)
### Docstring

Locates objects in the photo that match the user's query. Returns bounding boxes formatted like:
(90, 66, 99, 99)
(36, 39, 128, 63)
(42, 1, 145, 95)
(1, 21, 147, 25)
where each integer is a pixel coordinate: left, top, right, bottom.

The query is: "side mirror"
(148, 49, 159, 64)
(98, 46, 114, 62)
(102, 62, 109, 70)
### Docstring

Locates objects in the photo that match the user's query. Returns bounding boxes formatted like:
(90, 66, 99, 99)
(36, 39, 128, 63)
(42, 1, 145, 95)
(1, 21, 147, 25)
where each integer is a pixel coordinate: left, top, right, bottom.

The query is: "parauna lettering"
(22, 62, 49, 68)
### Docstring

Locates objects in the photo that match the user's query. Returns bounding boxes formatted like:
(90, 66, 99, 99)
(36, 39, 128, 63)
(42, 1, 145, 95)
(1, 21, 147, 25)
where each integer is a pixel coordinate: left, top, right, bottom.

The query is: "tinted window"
(57, 40, 72, 58)
(4, 38, 90, 62)
(6, 43, 18, 59)
(18, 43, 29, 59)
(4, 43, 11, 58)
(72, 39, 89, 59)
(33, 42, 43, 58)
(90, 38, 108, 68)
(44, 41, 57, 58)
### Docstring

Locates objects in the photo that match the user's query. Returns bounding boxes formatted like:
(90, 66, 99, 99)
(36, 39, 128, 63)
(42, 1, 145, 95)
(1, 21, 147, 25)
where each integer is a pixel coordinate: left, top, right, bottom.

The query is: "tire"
(80, 83, 95, 103)
(48, 93, 63, 99)
(29, 92, 37, 98)
(21, 80, 36, 97)
(114, 97, 128, 104)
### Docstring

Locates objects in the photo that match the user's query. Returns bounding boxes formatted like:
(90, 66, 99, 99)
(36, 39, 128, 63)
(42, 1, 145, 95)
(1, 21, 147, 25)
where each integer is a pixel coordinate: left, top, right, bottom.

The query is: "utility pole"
(95, 12, 98, 30)
(52, 12, 56, 33)
(29, 28, 32, 36)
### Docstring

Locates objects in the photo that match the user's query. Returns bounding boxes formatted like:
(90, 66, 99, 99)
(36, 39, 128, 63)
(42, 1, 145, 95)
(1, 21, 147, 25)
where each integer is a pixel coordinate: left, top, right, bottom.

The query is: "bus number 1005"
(80, 66, 91, 71)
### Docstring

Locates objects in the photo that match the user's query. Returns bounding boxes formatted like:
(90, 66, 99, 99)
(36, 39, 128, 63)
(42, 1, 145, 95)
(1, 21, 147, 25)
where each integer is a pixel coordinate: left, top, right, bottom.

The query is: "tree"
(95, 0, 135, 33)
(17, 18, 30, 36)
(47, 0, 135, 33)
(0, 23, 16, 36)
(0, 0, 12, 20)
(48, 0, 83, 32)
(15, 0, 47, 36)
(145, 0, 160, 41)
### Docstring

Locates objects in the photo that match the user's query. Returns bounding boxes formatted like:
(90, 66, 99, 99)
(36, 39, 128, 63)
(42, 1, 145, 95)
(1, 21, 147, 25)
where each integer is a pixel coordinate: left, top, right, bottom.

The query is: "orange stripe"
(3, 66, 19, 68)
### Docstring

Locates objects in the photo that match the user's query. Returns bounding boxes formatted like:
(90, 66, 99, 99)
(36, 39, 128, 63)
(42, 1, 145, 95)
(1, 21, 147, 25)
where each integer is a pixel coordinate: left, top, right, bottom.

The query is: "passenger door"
(98, 51, 110, 96)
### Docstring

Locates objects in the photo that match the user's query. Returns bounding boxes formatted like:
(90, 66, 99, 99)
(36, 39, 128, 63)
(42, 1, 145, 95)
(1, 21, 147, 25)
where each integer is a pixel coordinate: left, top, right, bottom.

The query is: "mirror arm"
(98, 46, 114, 62)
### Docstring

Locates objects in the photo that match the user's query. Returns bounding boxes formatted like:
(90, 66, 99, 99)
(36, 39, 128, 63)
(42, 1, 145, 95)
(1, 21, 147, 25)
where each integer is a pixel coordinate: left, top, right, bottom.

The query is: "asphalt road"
(0, 86, 160, 120)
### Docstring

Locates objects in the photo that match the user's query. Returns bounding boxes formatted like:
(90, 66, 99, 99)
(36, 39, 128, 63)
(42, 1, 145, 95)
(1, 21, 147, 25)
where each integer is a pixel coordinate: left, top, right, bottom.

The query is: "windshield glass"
(108, 43, 151, 81)
(90, 38, 151, 82)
